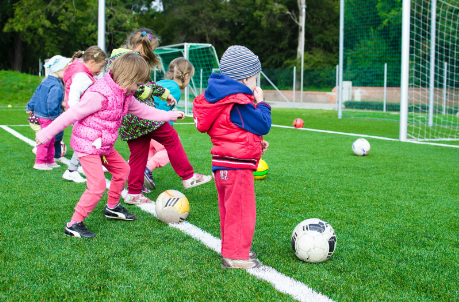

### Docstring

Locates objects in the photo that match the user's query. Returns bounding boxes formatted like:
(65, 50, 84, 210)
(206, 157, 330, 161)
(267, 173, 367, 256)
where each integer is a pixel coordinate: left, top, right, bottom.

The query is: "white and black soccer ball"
(352, 138, 370, 156)
(155, 190, 190, 224)
(291, 218, 337, 263)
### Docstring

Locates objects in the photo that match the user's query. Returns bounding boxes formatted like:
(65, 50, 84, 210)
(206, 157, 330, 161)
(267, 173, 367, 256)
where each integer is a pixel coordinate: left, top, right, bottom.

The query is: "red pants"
(71, 148, 129, 222)
(127, 122, 194, 194)
(35, 118, 55, 164)
(215, 169, 256, 260)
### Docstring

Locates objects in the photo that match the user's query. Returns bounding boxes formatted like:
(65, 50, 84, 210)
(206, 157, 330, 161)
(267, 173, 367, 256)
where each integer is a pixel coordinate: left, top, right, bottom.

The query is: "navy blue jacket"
(26, 75, 64, 120)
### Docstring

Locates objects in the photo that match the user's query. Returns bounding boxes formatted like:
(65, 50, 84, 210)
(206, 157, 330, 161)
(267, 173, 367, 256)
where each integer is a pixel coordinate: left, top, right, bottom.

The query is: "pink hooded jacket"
(63, 60, 95, 110)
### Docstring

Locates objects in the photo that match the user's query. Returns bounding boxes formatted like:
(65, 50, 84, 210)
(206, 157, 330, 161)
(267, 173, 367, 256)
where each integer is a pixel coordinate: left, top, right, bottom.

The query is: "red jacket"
(193, 92, 262, 170)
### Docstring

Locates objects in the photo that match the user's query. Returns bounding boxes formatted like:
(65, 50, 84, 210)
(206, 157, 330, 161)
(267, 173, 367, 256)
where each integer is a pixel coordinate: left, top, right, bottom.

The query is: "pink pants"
(71, 148, 129, 222)
(215, 169, 256, 260)
(147, 139, 170, 171)
(35, 118, 55, 164)
(127, 122, 194, 194)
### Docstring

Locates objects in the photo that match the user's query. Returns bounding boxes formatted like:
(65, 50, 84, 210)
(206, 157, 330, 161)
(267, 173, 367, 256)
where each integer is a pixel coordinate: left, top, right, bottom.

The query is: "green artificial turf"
(0, 71, 44, 106)
(1, 108, 458, 301)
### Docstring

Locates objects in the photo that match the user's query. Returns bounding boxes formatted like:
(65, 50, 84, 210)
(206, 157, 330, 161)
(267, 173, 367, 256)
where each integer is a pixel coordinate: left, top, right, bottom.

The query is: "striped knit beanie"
(219, 45, 261, 81)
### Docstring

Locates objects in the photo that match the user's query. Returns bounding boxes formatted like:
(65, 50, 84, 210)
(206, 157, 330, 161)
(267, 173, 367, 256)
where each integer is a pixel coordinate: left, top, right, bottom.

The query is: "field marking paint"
(272, 124, 459, 148)
(0, 125, 36, 146)
(1, 125, 334, 302)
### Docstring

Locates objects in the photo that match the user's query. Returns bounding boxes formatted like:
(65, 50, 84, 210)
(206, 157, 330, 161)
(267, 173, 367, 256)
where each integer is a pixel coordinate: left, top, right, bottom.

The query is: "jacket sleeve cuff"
(139, 86, 152, 100)
(160, 89, 170, 101)
(169, 110, 178, 121)
(36, 130, 51, 145)
(257, 101, 271, 109)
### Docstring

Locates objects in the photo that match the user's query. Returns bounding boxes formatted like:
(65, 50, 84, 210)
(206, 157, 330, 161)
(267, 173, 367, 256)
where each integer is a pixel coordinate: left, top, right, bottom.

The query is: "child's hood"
(63, 59, 90, 84)
(204, 73, 253, 103)
(110, 48, 131, 57)
(194, 73, 255, 133)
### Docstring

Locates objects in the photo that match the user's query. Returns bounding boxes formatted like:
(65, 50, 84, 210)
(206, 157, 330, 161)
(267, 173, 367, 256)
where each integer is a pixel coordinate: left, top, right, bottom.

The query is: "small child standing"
(26, 55, 70, 170)
(143, 57, 194, 191)
(61, 46, 107, 183)
(193, 46, 271, 269)
(35, 53, 185, 238)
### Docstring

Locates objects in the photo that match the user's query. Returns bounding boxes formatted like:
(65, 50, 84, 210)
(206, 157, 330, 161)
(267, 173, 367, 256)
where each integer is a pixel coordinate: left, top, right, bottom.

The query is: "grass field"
(1, 106, 458, 301)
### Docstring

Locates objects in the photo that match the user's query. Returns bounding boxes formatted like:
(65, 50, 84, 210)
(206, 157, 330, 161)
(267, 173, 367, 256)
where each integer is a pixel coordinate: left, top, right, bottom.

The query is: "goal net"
(405, 0, 459, 141)
(154, 43, 220, 116)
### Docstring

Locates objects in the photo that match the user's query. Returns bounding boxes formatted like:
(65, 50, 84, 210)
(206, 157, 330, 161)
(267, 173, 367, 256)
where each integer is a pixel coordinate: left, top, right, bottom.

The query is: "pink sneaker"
(33, 163, 52, 171)
(183, 173, 213, 189)
(47, 162, 61, 168)
(124, 194, 152, 205)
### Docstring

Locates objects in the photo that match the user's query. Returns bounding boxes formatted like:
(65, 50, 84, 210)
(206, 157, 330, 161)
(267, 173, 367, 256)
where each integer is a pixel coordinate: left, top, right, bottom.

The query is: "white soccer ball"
(155, 190, 190, 223)
(352, 138, 370, 156)
(291, 218, 337, 263)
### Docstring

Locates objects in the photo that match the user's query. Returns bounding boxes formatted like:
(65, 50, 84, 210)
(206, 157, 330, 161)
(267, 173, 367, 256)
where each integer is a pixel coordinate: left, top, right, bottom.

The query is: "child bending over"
(35, 53, 185, 238)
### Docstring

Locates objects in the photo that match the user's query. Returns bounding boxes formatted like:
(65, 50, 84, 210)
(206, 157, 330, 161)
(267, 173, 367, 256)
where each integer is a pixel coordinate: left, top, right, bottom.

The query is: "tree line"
(0, 0, 340, 75)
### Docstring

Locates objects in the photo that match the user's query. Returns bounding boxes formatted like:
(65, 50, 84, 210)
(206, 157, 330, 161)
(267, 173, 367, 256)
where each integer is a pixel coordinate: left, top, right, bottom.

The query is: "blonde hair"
(71, 46, 107, 64)
(110, 53, 150, 89)
(164, 58, 195, 86)
(124, 28, 161, 69)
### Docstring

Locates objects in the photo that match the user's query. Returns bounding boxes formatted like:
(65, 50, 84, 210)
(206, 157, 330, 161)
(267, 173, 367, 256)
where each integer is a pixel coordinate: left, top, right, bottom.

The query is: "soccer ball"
(293, 118, 304, 128)
(61, 141, 67, 157)
(291, 218, 337, 263)
(155, 190, 190, 223)
(352, 138, 370, 156)
(254, 159, 269, 180)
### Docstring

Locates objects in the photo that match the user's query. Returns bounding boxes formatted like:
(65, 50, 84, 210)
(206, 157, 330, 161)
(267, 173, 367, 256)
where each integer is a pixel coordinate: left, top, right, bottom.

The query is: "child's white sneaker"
(124, 193, 152, 205)
(62, 169, 86, 183)
(47, 162, 60, 168)
(77, 166, 85, 175)
(221, 257, 261, 269)
(33, 163, 52, 171)
(183, 173, 213, 189)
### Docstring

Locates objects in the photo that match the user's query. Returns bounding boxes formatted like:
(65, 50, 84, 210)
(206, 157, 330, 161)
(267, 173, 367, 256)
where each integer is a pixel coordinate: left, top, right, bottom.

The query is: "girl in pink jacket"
(36, 53, 185, 238)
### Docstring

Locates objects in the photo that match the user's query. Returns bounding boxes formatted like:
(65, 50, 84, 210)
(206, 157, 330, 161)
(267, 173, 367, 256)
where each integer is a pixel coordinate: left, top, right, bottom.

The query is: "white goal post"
(154, 43, 220, 116)
(400, 0, 459, 141)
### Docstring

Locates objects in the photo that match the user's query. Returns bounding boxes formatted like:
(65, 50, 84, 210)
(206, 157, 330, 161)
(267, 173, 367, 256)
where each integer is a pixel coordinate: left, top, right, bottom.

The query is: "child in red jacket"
(193, 45, 271, 269)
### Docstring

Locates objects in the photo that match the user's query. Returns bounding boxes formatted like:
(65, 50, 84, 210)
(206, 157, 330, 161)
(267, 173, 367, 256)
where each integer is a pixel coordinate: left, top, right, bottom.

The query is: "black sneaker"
(144, 167, 156, 190)
(64, 222, 96, 238)
(103, 204, 136, 220)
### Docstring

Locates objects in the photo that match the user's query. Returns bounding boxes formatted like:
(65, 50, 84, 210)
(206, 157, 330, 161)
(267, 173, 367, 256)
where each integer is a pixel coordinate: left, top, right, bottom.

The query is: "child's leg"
(127, 134, 152, 195)
(36, 118, 55, 164)
(147, 140, 170, 171)
(54, 130, 64, 158)
(148, 123, 194, 180)
(71, 154, 106, 222)
(103, 148, 130, 207)
(215, 169, 256, 260)
(68, 153, 80, 171)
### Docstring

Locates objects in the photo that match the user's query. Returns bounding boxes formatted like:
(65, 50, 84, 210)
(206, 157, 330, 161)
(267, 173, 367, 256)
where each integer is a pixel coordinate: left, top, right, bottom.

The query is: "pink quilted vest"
(63, 60, 95, 110)
(70, 72, 132, 155)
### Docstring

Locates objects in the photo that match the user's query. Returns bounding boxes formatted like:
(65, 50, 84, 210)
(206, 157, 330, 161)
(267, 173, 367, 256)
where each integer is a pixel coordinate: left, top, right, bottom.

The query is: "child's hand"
(26, 110, 33, 115)
(177, 111, 185, 120)
(253, 87, 264, 104)
(261, 140, 269, 154)
(166, 94, 177, 106)
(35, 135, 43, 146)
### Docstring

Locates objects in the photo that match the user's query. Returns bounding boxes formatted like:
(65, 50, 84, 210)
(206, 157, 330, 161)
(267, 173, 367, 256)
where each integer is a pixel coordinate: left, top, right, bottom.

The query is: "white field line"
(1, 125, 334, 302)
(272, 124, 459, 148)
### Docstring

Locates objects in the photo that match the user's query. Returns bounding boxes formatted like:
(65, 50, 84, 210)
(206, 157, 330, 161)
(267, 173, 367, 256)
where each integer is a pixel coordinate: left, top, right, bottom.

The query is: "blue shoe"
(144, 167, 156, 190)
(142, 185, 151, 194)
